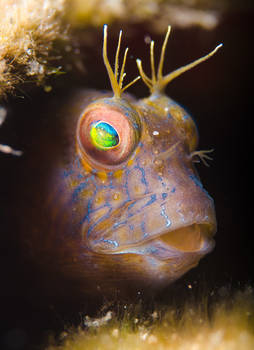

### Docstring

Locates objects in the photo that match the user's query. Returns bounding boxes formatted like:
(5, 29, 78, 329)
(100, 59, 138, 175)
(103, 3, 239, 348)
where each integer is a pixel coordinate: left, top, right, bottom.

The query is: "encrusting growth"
(0, 0, 68, 98)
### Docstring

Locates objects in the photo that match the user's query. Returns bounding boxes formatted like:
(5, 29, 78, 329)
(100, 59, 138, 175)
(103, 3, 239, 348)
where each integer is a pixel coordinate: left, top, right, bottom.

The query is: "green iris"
(90, 121, 119, 149)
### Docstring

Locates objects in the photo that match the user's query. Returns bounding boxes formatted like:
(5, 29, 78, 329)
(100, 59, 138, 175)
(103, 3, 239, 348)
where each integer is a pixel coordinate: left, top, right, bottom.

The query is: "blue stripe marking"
(86, 203, 112, 237)
(134, 164, 149, 192)
(113, 220, 127, 229)
(129, 224, 134, 231)
(162, 192, 168, 200)
(141, 221, 146, 236)
(144, 194, 157, 206)
(160, 205, 171, 228)
(123, 169, 131, 200)
(100, 239, 119, 248)
(63, 169, 74, 178)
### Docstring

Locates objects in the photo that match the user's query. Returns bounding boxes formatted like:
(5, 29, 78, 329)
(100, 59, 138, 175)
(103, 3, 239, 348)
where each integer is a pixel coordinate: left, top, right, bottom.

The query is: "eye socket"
(77, 98, 141, 169)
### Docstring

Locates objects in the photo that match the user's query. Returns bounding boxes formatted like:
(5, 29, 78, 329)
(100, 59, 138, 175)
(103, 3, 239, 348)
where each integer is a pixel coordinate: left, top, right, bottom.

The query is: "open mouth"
(111, 223, 215, 261)
(158, 223, 214, 253)
(86, 219, 215, 262)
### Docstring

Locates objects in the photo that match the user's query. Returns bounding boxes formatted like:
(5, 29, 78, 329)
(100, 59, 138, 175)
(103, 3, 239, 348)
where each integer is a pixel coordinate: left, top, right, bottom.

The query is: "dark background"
(0, 8, 253, 350)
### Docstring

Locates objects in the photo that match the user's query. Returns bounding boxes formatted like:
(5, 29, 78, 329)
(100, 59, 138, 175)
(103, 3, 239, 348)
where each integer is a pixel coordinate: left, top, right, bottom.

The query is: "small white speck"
(111, 328, 119, 338)
(26, 48, 33, 56)
(153, 130, 159, 136)
(140, 332, 148, 341)
(154, 159, 162, 166)
(209, 330, 224, 345)
(151, 311, 158, 320)
(147, 335, 158, 344)
(84, 311, 112, 328)
(144, 35, 151, 44)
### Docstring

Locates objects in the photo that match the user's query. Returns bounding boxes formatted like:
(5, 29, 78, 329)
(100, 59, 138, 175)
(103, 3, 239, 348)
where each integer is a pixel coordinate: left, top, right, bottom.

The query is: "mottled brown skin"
(18, 88, 216, 300)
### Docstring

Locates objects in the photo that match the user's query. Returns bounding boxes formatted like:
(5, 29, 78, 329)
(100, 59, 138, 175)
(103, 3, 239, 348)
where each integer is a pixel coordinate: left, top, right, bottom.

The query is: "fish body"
(18, 26, 219, 299)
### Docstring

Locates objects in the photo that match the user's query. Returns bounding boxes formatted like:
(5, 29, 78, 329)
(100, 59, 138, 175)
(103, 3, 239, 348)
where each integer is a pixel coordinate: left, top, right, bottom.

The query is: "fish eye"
(90, 121, 119, 150)
(77, 98, 141, 169)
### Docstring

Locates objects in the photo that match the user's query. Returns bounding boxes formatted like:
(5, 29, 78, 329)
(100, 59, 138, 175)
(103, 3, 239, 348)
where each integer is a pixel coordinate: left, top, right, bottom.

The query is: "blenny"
(19, 26, 221, 299)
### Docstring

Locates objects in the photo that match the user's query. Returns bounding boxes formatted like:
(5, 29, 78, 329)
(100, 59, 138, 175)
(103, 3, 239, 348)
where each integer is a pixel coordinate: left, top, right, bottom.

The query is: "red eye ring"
(77, 98, 141, 170)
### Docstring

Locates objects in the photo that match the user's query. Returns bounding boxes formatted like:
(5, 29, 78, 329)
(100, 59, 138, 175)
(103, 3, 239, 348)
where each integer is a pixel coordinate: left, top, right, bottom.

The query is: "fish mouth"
(157, 223, 214, 254)
(84, 189, 216, 262)
(97, 223, 215, 261)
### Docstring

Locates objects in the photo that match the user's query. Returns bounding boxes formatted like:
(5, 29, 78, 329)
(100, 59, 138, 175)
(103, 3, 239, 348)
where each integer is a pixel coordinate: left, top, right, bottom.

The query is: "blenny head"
(73, 26, 222, 291)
